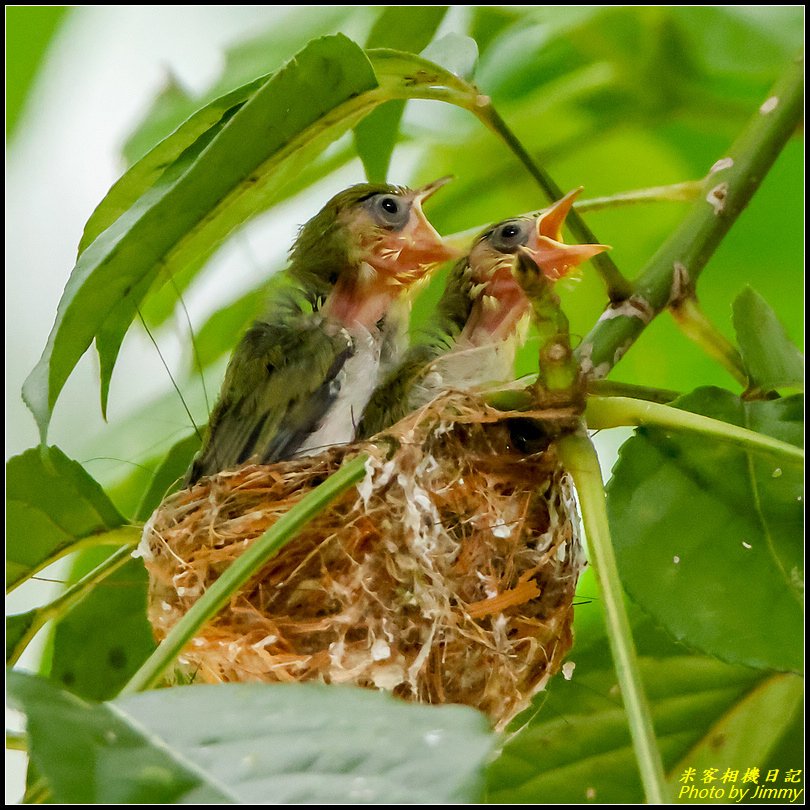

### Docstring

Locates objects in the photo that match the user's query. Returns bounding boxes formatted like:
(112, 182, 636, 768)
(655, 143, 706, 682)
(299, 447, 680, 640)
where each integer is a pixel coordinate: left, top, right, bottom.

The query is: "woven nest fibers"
(141, 392, 584, 728)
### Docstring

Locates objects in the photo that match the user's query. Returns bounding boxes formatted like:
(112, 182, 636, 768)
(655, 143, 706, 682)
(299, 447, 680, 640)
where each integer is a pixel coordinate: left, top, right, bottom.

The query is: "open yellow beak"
(407, 175, 463, 264)
(523, 188, 610, 280)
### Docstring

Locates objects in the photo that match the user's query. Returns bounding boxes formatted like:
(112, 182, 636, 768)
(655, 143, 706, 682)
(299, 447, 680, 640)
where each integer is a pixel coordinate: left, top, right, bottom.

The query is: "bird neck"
(461, 266, 531, 346)
(322, 268, 397, 329)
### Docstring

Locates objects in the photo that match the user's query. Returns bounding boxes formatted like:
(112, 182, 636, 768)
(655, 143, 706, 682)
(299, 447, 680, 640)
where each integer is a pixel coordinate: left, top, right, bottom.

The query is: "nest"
(141, 392, 584, 728)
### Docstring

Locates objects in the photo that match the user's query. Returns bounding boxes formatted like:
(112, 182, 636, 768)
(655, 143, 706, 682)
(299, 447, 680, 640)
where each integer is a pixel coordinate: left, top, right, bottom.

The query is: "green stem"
(516, 256, 582, 404)
(669, 296, 748, 387)
(586, 380, 680, 404)
(120, 454, 369, 695)
(7, 525, 139, 594)
(444, 180, 704, 253)
(586, 396, 803, 464)
(557, 432, 668, 804)
(473, 102, 633, 303)
(7, 544, 136, 666)
(5, 729, 27, 752)
(576, 56, 804, 377)
(576, 179, 704, 211)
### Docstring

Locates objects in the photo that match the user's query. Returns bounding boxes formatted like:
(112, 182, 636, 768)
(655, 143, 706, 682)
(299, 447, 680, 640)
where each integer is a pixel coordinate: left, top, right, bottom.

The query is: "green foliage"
(6, 446, 128, 590)
(487, 579, 803, 803)
(9, 673, 494, 804)
(733, 287, 804, 393)
(7, 5, 804, 805)
(49, 558, 155, 700)
(607, 388, 803, 672)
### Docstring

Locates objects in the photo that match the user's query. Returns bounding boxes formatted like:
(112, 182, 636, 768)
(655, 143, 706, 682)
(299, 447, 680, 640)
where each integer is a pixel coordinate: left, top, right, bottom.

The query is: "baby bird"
(358, 189, 608, 436)
(186, 178, 457, 484)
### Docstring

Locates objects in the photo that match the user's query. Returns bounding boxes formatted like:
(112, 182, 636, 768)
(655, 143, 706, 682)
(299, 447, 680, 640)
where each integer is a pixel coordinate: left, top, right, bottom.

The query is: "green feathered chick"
(186, 177, 457, 485)
(358, 188, 609, 437)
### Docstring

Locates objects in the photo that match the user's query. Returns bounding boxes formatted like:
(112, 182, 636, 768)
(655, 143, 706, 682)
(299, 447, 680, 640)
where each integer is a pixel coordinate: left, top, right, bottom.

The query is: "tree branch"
(575, 56, 803, 378)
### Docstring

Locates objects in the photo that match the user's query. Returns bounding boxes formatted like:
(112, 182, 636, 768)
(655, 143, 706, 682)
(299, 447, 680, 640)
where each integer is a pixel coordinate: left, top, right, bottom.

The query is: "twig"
(557, 433, 669, 804)
(585, 396, 802, 464)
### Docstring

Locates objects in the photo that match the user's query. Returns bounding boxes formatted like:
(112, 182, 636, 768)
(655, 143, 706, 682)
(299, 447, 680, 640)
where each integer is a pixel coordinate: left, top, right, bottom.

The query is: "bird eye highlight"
(369, 193, 411, 230)
(490, 220, 530, 253)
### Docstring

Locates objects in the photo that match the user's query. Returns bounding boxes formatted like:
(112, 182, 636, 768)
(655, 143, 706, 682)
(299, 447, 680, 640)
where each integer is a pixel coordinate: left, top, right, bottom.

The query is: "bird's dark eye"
(369, 193, 411, 230)
(490, 220, 530, 253)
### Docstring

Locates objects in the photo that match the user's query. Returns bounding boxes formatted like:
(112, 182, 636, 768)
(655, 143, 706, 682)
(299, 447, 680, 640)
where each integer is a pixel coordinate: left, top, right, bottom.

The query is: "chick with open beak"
(186, 177, 458, 484)
(357, 189, 609, 438)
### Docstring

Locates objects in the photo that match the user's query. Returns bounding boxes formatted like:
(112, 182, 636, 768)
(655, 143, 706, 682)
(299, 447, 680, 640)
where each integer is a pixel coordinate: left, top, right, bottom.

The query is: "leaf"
(49, 557, 155, 700)
(9, 673, 495, 804)
(354, 6, 448, 181)
(487, 573, 803, 803)
(134, 432, 201, 522)
(6, 446, 127, 590)
(733, 286, 804, 392)
(23, 36, 480, 441)
(22, 34, 379, 439)
(606, 387, 803, 672)
(668, 674, 803, 803)
(421, 33, 480, 81)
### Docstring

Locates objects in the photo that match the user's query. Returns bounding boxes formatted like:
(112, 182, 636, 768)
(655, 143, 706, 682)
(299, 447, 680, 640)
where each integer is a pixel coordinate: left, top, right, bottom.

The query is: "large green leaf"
(354, 6, 448, 181)
(487, 571, 803, 804)
(22, 35, 479, 441)
(6, 446, 128, 590)
(732, 286, 804, 393)
(606, 387, 803, 672)
(23, 35, 378, 435)
(9, 673, 495, 804)
(48, 558, 155, 700)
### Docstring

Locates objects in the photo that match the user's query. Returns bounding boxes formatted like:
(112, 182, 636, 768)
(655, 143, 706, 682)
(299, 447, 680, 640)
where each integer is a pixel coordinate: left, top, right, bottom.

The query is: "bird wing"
(186, 315, 351, 484)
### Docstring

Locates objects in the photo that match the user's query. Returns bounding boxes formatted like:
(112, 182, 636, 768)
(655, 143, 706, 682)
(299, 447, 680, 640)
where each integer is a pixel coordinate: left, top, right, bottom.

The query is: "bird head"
(459, 189, 610, 342)
(346, 176, 459, 283)
(470, 188, 610, 286)
(290, 178, 458, 292)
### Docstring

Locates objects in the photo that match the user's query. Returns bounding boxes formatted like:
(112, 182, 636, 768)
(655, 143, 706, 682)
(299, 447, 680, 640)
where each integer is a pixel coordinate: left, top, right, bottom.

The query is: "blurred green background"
(6, 5, 803, 802)
(6, 6, 802, 494)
